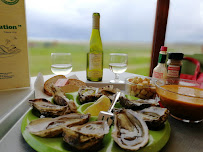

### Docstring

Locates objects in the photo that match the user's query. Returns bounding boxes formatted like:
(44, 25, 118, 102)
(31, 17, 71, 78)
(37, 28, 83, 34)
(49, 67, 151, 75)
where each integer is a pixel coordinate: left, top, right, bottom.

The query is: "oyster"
(29, 98, 74, 117)
(78, 85, 121, 104)
(78, 86, 102, 104)
(137, 106, 169, 130)
(98, 85, 120, 101)
(119, 96, 158, 110)
(63, 121, 109, 150)
(51, 85, 77, 113)
(112, 109, 149, 151)
(26, 113, 90, 137)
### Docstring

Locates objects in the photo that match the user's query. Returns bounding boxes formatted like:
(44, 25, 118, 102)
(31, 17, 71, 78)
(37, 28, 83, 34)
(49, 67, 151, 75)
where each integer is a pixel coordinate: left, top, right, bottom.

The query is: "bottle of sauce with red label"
(167, 53, 184, 79)
(152, 46, 167, 79)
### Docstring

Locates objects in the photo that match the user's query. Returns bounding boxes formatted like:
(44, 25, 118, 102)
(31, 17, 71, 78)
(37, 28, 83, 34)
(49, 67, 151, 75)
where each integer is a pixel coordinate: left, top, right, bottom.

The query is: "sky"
(25, 0, 203, 43)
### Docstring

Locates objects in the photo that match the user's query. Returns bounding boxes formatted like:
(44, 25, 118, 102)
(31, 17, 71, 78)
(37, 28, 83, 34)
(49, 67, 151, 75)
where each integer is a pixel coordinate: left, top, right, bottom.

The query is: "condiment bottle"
(152, 46, 168, 79)
(86, 12, 103, 82)
(167, 53, 184, 78)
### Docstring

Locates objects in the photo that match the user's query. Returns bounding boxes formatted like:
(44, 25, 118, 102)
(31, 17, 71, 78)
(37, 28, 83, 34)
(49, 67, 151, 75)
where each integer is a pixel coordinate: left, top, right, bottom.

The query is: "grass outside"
(28, 41, 202, 77)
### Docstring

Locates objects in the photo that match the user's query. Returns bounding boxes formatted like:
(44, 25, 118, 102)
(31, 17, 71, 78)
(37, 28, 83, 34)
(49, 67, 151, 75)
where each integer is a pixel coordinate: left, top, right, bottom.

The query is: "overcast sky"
(25, 0, 203, 43)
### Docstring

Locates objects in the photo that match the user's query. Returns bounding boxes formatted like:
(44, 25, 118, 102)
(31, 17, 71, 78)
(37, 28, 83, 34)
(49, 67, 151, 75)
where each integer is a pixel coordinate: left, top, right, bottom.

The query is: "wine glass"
(109, 53, 128, 83)
(51, 53, 72, 75)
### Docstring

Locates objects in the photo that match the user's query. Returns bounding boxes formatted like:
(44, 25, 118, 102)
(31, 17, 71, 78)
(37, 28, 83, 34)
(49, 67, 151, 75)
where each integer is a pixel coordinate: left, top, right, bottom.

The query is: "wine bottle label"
(88, 70, 102, 78)
(93, 15, 100, 29)
(89, 53, 102, 70)
(167, 65, 181, 78)
(88, 53, 102, 78)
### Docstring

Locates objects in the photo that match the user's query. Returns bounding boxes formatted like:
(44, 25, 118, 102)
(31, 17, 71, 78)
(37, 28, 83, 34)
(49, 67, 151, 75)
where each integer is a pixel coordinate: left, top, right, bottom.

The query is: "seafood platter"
(21, 76, 171, 152)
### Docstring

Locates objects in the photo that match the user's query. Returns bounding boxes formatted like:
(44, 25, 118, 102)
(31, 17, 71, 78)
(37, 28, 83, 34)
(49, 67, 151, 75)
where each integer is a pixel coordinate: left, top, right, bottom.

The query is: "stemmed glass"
(109, 53, 128, 83)
(51, 53, 72, 75)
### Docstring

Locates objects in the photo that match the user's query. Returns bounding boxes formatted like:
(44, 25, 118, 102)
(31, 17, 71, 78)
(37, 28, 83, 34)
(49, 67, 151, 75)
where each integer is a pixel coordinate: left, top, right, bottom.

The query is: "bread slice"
(44, 75, 66, 96)
(67, 79, 86, 87)
(60, 79, 86, 93)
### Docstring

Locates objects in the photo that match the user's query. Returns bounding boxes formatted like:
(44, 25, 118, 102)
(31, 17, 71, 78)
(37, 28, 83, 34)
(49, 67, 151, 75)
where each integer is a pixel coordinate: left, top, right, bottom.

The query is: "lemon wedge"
(84, 95, 111, 116)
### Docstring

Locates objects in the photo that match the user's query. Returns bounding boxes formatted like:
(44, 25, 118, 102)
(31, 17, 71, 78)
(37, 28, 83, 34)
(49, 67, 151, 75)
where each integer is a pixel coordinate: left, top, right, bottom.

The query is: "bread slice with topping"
(60, 79, 86, 93)
(44, 75, 66, 96)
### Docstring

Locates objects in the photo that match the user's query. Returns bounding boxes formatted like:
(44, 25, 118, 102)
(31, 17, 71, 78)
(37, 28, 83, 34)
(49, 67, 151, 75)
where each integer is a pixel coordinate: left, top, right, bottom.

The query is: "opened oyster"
(51, 85, 77, 112)
(78, 86, 102, 104)
(26, 113, 90, 137)
(112, 109, 149, 151)
(29, 98, 75, 117)
(63, 121, 109, 150)
(119, 96, 158, 110)
(78, 85, 121, 104)
(137, 106, 169, 130)
(98, 85, 120, 101)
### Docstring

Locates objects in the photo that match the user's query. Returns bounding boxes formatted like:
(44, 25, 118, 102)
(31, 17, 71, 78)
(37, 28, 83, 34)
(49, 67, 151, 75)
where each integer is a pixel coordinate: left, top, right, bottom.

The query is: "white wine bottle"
(86, 13, 103, 81)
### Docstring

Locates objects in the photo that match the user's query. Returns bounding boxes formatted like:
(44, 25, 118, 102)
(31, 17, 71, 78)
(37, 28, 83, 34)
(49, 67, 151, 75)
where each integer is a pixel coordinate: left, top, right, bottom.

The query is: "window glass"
(26, 0, 156, 76)
(165, 0, 203, 54)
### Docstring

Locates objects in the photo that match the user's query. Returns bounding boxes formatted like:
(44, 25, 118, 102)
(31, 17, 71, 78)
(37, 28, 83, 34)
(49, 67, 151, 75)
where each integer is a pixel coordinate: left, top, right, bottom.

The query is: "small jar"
(167, 53, 184, 78)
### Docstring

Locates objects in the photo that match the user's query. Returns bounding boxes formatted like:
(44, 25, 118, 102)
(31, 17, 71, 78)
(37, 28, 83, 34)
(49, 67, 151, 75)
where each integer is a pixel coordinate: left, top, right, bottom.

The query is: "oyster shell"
(119, 96, 158, 110)
(26, 113, 90, 137)
(78, 86, 102, 104)
(29, 98, 73, 117)
(78, 85, 121, 104)
(112, 109, 149, 151)
(137, 106, 169, 130)
(51, 85, 77, 113)
(98, 85, 120, 101)
(63, 121, 109, 150)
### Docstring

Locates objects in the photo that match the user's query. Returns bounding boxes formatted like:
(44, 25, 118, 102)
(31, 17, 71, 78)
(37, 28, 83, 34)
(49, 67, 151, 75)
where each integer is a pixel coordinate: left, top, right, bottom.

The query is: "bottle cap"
(168, 53, 184, 60)
(93, 12, 100, 17)
(160, 46, 167, 52)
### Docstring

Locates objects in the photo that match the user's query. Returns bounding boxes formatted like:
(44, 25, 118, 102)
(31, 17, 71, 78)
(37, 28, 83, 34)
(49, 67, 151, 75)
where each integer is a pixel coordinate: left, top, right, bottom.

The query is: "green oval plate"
(21, 93, 171, 152)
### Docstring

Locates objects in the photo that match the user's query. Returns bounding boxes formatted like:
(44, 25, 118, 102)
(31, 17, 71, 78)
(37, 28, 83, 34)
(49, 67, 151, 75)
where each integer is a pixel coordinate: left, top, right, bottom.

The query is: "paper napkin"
(34, 73, 50, 98)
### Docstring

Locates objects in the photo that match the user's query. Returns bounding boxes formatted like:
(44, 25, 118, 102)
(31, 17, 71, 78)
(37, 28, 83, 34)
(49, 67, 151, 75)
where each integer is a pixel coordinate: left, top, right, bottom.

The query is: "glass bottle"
(86, 13, 103, 81)
(167, 53, 184, 78)
(152, 46, 168, 79)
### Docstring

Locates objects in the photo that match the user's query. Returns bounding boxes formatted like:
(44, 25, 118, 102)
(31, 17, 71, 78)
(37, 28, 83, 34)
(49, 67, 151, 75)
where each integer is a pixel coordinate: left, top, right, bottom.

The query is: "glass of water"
(51, 53, 72, 75)
(109, 53, 128, 83)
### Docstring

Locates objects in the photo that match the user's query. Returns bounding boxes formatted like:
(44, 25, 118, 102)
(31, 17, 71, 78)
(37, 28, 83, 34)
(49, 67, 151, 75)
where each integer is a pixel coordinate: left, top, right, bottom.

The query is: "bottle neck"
(92, 15, 100, 30)
(157, 63, 166, 66)
(158, 53, 167, 63)
(160, 51, 167, 55)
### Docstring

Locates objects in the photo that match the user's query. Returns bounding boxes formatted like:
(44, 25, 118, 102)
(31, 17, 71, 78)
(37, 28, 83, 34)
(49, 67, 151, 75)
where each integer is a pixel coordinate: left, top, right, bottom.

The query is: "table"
(0, 69, 202, 152)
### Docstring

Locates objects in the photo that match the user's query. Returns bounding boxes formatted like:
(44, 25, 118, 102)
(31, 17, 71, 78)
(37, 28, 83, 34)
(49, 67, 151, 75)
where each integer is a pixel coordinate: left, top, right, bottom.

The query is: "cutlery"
(97, 92, 121, 126)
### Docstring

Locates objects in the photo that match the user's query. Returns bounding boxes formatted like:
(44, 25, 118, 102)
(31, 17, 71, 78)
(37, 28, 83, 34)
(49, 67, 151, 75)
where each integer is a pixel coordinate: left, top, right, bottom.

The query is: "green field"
(28, 41, 202, 77)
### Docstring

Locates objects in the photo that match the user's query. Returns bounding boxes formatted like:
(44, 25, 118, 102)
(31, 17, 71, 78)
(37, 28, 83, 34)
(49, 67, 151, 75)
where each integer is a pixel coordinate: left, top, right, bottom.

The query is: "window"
(165, 0, 203, 54)
(26, 0, 156, 76)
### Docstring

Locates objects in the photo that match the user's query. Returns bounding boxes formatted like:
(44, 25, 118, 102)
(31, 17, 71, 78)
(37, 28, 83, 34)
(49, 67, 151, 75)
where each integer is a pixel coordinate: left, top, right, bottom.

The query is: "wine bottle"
(86, 13, 103, 81)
